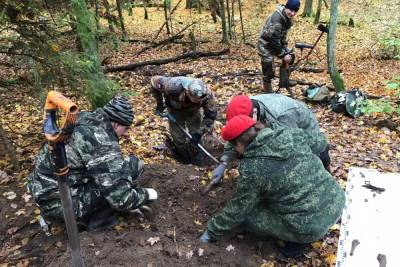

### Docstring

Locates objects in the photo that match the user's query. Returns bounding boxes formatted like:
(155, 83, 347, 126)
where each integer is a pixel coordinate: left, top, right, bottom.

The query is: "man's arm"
(259, 22, 285, 57)
(200, 92, 217, 133)
(206, 170, 263, 239)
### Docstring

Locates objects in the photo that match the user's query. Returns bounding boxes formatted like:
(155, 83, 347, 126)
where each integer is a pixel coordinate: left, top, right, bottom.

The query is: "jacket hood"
(244, 126, 295, 160)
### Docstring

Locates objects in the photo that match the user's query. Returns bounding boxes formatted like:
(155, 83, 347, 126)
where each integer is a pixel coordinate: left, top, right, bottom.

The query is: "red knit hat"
(221, 115, 256, 141)
(226, 95, 252, 121)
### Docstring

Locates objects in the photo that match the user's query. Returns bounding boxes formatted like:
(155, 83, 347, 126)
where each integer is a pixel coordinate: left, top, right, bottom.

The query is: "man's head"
(103, 96, 134, 137)
(221, 115, 258, 155)
(226, 95, 258, 121)
(186, 80, 208, 104)
(150, 76, 162, 89)
(284, 0, 300, 18)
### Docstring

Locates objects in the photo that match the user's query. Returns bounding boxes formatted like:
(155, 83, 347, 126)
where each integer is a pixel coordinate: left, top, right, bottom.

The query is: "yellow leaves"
(260, 262, 275, 267)
(324, 253, 336, 265)
(34, 208, 41, 215)
(50, 44, 60, 53)
(311, 241, 322, 249)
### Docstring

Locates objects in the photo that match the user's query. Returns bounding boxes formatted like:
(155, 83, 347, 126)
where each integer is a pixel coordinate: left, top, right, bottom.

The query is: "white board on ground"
(336, 167, 400, 267)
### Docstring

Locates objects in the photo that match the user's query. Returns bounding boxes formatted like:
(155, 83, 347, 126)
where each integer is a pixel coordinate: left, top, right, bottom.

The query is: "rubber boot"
(263, 82, 273, 93)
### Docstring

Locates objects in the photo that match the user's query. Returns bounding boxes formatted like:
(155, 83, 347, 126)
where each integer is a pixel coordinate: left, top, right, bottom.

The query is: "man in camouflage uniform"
(258, 0, 300, 93)
(27, 96, 158, 230)
(150, 75, 217, 164)
(200, 115, 345, 257)
(211, 94, 331, 183)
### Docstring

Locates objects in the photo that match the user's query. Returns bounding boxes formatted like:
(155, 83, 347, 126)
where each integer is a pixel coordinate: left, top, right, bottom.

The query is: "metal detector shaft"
(165, 113, 220, 165)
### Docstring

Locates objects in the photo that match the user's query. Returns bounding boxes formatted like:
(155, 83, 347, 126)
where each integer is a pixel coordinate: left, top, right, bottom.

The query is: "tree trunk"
(164, 0, 171, 34)
(218, 0, 229, 44)
(102, 0, 115, 33)
(0, 123, 20, 171)
(94, 0, 100, 30)
(302, 0, 313, 17)
(226, 0, 232, 39)
(314, 0, 322, 24)
(238, 0, 245, 42)
(327, 0, 345, 92)
(186, 0, 200, 8)
(116, 0, 127, 40)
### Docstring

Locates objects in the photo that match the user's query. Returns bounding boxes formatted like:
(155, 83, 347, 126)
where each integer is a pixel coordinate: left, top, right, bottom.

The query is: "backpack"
(330, 88, 367, 117)
(305, 85, 330, 102)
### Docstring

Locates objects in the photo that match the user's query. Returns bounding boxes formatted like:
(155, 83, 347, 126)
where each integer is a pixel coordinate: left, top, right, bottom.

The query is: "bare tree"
(218, 0, 229, 43)
(116, 0, 127, 40)
(302, 0, 313, 17)
(314, 0, 322, 24)
(102, 0, 116, 33)
(327, 0, 345, 91)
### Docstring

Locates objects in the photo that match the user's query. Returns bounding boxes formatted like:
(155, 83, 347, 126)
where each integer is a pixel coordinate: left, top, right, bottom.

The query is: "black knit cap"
(103, 96, 134, 126)
(285, 0, 301, 12)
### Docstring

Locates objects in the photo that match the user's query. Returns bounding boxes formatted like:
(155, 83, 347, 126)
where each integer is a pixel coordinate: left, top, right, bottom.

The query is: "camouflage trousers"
(260, 49, 275, 84)
(242, 205, 335, 244)
(37, 156, 144, 223)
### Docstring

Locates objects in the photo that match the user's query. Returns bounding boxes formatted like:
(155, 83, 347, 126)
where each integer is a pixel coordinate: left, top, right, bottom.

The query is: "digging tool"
(43, 91, 83, 267)
(162, 113, 220, 165)
(161, 113, 222, 194)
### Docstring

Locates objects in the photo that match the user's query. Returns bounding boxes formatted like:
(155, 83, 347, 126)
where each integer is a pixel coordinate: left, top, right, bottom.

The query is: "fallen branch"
(104, 48, 230, 73)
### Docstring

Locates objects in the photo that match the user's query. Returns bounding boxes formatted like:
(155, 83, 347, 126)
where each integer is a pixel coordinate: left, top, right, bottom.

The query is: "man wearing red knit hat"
(200, 115, 345, 258)
(211, 93, 330, 183)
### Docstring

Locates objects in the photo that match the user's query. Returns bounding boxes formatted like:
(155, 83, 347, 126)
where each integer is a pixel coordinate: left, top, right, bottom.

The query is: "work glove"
(199, 230, 212, 243)
(190, 133, 202, 146)
(211, 163, 227, 182)
(146, 188, 158, 201)
(155, 104, 165, 116)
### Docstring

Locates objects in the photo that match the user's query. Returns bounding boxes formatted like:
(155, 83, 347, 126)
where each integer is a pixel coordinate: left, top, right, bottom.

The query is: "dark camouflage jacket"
(208, 126, 345, 242)
(258, 5, 293, 59)
(27, 109, 149, 219)
(151, 76, 217, 124)
(220, 94, 327, 163)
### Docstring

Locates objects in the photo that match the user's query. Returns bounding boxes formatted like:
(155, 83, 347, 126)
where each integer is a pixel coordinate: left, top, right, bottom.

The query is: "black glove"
(190, 133, 202, 146)
(155, 104, 165, 116)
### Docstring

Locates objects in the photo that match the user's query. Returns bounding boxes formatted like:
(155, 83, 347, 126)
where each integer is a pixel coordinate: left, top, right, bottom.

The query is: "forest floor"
(1, 0, 400, 266)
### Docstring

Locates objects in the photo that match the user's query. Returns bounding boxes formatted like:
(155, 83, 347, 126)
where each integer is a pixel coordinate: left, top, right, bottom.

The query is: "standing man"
(211, 94, 331, 183)
(28, 96, 158, 230)
(200, 115, 345, 258)
(150, 75, 217, 164)
(258, 0, 300, 93)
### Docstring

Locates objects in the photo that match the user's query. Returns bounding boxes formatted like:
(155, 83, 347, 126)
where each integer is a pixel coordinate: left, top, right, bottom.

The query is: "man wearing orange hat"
(200, 115, 344, 257)
(211, 94, 330, 182)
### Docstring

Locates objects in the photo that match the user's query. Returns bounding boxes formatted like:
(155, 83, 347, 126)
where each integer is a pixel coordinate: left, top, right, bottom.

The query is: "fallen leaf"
(185, 250, 193, 259)
(330, 224, 340, 231)
(226, 244, 235, 252)
(95, 250, 100, 256)
(22, 193, 31, 203)
(325, 253, 336, 265)
(3, 191, 17, 200)
(193, 220, 202, 226)
(260, 262, 275, 267)
(15, 209, 25, 216)
(10, 203, 18, 209)
(198, 248, 204, 257)
(311, 241, 322, 249)
(147, 236, 160, 246)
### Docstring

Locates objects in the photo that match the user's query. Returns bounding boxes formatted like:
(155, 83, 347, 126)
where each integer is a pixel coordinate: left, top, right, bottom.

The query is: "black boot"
(276, 241, 309, 258)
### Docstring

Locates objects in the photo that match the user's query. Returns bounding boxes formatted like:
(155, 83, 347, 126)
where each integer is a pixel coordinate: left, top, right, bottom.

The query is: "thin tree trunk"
(0, 123, 20, 171)
(327, 0, 345, 92)
(226, 0, 232, 39)
(238, 0, 245, 42)
(302, 0, 313, 17)
(94, 0, 100, 30)
(218, 0, 229, 44)
(231, 0, 236, 40)
(102, 0, 115, 33)
(116, 0, 127, 40)
(164, 0, 171, 34)
(314, 0, 322, 24)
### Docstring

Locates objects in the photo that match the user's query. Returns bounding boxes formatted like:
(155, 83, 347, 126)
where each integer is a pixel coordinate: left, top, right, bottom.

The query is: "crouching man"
(27, 96, 158, 230)
(200, 115, 344, 257)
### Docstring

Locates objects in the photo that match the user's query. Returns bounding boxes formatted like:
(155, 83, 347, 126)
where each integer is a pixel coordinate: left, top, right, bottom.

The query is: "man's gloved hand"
(190, 133, 202, 146)
(145, 188, 158, 201)
(199, 230, 212, 243)
(155, 104, 165, 116)
(212, 163, 227, 182)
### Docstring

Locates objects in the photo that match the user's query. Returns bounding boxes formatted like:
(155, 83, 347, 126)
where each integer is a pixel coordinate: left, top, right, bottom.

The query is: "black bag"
(330, 88, 367, 117)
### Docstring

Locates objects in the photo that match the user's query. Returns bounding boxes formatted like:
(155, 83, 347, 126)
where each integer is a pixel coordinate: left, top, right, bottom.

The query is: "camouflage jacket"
(207, 126, 345, 242)
(220, 94, 327, 163)
(151, 76, 217, 124)
(257, 5, 293, 59)
(27, 109, 149, 216)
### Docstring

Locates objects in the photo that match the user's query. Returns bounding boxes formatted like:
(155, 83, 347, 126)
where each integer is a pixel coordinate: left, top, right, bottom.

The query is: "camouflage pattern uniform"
(221, 94, 330, 168)
(207, 126, 345, 243)
(258, 5, 293, 90)
(151, 76, 217, 157)
(27, 109, 149, 223)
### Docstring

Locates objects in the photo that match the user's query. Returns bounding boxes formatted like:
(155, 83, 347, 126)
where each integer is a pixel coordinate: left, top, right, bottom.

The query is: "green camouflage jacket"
(27, 109, 149, 219)
(220, 94, 327, 163)
(257, 5, 293, 59)
(207, 126, 344, 242)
